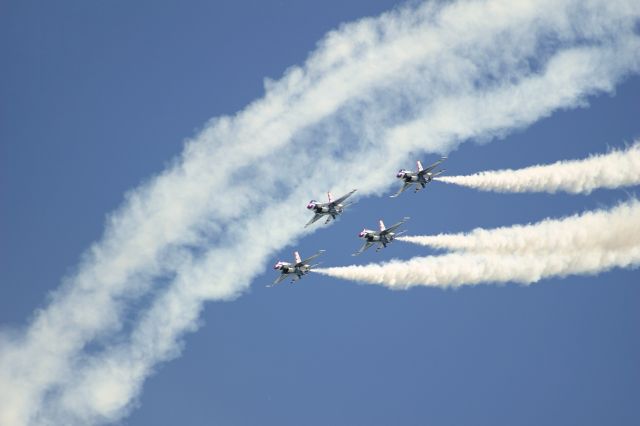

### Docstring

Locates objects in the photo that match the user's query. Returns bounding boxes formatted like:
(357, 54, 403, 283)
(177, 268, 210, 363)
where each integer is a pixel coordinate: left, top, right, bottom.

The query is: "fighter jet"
(390, 157, 446, 198)
(353, 217, 410, 256)
(305, 189, 357, 227)
(270, 250, 325, 286)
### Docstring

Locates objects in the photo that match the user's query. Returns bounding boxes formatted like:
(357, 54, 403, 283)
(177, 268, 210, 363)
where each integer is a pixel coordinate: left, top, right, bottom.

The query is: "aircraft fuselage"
(403, 173, 432, 184)
(312, 204, 344, 215)
(364, 232, 394, 244)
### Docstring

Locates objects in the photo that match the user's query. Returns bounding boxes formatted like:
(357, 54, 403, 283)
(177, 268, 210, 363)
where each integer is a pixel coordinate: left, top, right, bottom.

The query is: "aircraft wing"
(381, 217, 410, 235)
(269, 273, 288, 287)
(352, 241, 374, 256)
(305, 212, 325, 227)
(419, 157, 447, 175)
(390, 182, 412, 198)
(297, 250, 325, 266)
(330, 189, 357, 206)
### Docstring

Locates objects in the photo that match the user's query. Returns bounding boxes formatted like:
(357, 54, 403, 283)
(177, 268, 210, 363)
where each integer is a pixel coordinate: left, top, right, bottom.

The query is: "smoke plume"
(437, 142, 640, 194)
(319, 200, 640, 288)
(317, 247, 640, 289)
(398, 199, 640, 254)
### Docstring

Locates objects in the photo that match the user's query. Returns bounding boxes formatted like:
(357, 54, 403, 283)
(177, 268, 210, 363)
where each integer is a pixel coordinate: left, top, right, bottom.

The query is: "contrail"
(316, 247, 640, 289)
(436, 142, 640, 194)
(399, 199, 640, 254)
(2, 0, 639, 424)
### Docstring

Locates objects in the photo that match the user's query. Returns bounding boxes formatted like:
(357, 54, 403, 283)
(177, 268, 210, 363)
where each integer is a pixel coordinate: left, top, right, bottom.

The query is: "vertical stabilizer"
(379, 220, 386, 232)
(417, 160, 424, 172)
(327, 192, 333, 203)
(294, 251, 302, 264)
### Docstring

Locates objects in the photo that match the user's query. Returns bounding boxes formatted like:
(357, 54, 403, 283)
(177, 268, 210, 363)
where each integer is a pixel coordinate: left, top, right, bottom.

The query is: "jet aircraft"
(270, 250, 325, 286)
(390, 157, 446, 198)
(305, 189, 357, 227)
(353, 217, 410, 256)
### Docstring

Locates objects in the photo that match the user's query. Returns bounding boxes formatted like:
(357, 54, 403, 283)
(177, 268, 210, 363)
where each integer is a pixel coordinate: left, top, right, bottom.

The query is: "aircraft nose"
(306, 202, 314, 209)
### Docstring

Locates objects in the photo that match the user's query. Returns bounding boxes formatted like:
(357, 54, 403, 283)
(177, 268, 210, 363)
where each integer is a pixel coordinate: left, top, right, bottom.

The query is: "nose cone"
(306, 201, 315, 210)
(396, 171, 405, 178)
(273, 262, 281, 270)
(358, 230, 366, 238)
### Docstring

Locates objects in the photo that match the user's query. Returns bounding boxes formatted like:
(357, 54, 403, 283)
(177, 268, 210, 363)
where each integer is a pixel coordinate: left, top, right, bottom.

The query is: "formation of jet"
(270, 156, 446, 286)
(390, 157, 446, 198)
(270, 250, 325, 286)
(353, 217, 410, 256)
(305, 189, 357, 227)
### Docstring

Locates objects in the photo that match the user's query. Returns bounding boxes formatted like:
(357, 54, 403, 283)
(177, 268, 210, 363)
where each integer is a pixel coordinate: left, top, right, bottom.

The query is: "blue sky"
(1, 1, 639, 425)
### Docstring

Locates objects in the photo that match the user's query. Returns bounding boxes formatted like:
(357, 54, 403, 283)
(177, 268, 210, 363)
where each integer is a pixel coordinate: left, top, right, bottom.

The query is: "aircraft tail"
(417, 160, 424, 172)
(294, 251, 302, 264)
(327, 192, 333, 203)
(379, 220, 386, 232)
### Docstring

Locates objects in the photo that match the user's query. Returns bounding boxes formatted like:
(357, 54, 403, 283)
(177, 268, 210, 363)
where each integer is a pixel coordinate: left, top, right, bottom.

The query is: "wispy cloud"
(1, 0, 639, 424)
(437, 142, 640, 194)
(318, 201, 640, 288)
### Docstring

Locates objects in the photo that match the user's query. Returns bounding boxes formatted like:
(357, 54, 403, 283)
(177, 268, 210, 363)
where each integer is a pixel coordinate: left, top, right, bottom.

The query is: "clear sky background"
(1, 1, 639, 425)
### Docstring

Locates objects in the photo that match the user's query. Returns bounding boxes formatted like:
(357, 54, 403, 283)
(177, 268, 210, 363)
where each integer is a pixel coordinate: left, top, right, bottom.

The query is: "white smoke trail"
(437, 141, 640, 193)
(1, 0, 640, 424)
(316, 246, 640, 289)
(318, 200, 640, 288)
(399, 199, 640, 254)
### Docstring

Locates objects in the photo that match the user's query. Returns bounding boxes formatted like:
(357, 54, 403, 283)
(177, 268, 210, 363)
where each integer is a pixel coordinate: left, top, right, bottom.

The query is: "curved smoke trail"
(437, 142, 640, 194)
(1, 0, 639, 425)
(399, 199, 640, 254)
